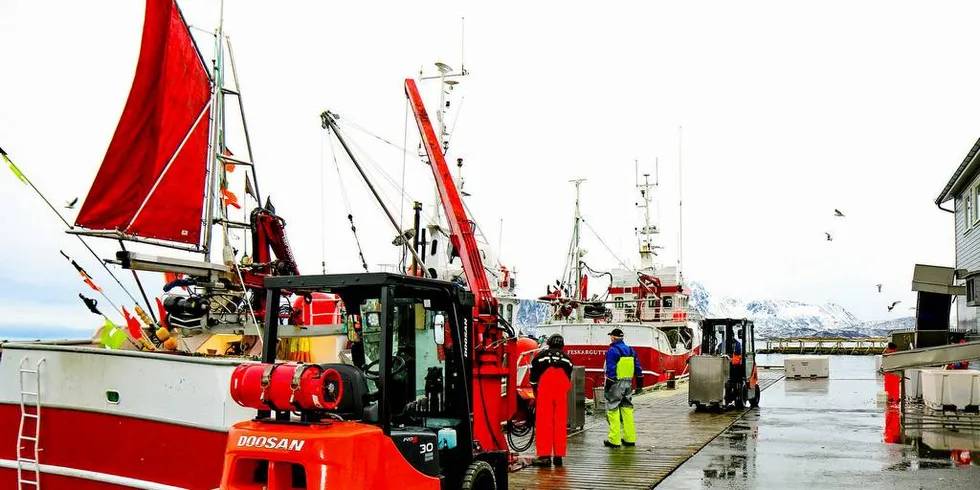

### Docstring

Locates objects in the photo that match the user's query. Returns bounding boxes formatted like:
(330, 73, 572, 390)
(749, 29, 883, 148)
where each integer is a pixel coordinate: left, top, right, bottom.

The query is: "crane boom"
(404, 78, 497, 319)
(404, 78, 514, 454)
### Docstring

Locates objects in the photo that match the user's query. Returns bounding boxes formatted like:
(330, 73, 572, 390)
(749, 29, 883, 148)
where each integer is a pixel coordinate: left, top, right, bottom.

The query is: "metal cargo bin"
(567, 366, 586, 430)
(689, 355, 730, 406)
(784, 355, 830, 378)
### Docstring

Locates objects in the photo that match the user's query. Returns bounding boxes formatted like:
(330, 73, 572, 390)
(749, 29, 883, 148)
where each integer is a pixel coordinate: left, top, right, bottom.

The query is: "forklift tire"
(461, 460, 496, 490)
(749, 386, 761, 408)
(693, 402, 705, 412)
(733, 386, 745, 410)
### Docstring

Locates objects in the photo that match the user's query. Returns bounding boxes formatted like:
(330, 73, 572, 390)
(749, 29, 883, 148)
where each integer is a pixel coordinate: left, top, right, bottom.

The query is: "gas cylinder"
(230, 363, 343, 412)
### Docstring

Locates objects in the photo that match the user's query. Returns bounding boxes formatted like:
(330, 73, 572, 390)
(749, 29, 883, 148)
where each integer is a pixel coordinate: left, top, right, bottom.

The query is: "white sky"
(1, 0, 975, 332)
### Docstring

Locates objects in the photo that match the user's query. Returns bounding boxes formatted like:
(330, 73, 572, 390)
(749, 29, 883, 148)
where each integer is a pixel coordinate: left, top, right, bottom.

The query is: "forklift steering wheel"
(363, 355, 407, 380)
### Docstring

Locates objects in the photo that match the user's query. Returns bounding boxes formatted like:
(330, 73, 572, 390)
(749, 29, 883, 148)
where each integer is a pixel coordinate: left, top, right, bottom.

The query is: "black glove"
(634, 375, 644, 394)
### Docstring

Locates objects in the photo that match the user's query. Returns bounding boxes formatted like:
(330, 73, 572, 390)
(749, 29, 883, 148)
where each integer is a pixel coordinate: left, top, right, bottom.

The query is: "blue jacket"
(605, 339, 642, 380)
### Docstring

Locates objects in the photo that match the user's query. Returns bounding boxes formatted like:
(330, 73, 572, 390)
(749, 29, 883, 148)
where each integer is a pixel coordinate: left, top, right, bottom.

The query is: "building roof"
(936, 136, 980, 205)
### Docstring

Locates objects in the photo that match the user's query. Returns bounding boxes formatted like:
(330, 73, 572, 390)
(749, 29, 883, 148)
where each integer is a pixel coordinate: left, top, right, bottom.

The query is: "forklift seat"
(319, 363, 378, 423)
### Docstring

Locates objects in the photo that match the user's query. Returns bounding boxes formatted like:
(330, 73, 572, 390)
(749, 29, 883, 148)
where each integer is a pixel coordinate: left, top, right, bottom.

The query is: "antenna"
(461, 17, 467, 75)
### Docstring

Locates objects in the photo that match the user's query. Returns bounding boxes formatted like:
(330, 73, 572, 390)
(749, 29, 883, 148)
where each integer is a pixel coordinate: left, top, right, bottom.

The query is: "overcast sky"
(1, 0, 976, 335)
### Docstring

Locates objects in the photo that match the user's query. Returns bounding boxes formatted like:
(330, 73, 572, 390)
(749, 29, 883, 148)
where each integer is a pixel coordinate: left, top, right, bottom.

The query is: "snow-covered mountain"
(690, 282, 913, 339)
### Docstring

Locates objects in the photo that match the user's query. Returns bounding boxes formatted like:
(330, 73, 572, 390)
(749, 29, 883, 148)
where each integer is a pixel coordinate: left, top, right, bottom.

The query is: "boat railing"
(627, 307, 704, 323)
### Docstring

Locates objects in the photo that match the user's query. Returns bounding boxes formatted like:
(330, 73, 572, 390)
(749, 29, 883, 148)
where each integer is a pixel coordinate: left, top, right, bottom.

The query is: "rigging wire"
(399, 98, 409, 272)
(319, 130, 327, 273)
(0, 147, 142, 317)
(580, 215, 633, 272)
(443, 95, 465, 155)
(326, 129, 369, 272)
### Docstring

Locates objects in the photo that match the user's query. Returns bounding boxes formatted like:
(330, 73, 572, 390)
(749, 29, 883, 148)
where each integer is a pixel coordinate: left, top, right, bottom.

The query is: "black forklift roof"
(265, 272, 460, 292)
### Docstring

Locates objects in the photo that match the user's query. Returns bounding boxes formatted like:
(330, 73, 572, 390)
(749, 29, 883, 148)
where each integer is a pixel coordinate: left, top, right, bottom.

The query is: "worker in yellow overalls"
(603, 328, 643, 448)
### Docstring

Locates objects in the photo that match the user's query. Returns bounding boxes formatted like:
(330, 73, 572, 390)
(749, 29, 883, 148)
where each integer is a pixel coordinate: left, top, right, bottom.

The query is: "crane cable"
(326, 128, 369, 272)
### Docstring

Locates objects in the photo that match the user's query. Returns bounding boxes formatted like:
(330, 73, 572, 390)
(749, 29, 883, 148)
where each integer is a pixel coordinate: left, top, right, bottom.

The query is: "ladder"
(16, 357, 44, 489)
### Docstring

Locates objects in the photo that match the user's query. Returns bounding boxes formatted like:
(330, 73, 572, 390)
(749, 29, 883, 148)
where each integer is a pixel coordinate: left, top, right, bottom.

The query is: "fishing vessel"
(533, 163, 703, 398)
(0, 1, 345, 488)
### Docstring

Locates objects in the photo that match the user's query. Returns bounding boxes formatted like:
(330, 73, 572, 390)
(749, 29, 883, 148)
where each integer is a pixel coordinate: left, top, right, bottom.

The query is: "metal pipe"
(321, 111, 430, 277)
(118, 241, 158, 324)
(412, 201, 422, 276)
(202, 4, 225, 259)
(938, 200, 954, 214)
(225, 35, 261, 205)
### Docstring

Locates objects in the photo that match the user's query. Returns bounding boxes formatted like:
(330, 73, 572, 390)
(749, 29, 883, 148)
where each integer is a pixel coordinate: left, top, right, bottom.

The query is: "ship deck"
(509, 370, 784, 489)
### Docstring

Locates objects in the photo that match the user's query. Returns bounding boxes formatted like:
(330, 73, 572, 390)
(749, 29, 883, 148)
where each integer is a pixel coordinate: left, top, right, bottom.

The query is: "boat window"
(647, 299, 657, 308)
(506, 304, 514, 325)
(614, 296, 624, 308)
(431, 239, 438, 256)
(663, 296, 673, 308)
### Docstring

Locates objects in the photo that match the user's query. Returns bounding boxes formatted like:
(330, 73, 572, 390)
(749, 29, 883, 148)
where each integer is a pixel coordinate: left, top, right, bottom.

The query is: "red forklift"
(221, 273, 509, 489)
(219, 78, 528, 489)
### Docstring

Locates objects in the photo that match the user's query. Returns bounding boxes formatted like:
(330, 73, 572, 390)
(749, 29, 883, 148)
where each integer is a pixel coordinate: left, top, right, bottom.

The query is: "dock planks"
(509, 371, 784, 490)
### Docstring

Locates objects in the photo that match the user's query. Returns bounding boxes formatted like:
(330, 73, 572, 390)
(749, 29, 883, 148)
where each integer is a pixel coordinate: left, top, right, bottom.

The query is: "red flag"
(122, 306, 142, 339)
(223, 148, 235, 173)
(221, 187, 241, 209)
(61, 250, 102, 292)
(155, 297, 169, 330)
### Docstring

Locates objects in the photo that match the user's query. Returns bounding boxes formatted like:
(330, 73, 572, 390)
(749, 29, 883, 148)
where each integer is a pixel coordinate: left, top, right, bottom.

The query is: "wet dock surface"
(510, 370, 784, 489)
(658, 355, 980, 489)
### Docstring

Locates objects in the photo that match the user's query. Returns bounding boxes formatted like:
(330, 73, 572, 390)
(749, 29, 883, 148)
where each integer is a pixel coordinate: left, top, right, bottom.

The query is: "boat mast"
(570, 178, 585, 319)
(203, 0, 226, 262)
(678, 125, 683, 281)
(636, 159, 659, 270)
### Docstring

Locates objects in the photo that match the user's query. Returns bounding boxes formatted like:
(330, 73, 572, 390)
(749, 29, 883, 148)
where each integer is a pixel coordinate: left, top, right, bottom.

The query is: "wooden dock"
(509, 371, 784, 490)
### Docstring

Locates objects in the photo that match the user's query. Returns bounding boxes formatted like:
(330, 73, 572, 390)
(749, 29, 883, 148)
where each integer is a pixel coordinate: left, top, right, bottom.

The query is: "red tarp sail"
(75, 0, 211, 245)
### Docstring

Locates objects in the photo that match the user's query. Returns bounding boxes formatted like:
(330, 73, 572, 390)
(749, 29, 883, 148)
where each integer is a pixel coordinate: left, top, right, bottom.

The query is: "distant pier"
(758, 337, 888, 355)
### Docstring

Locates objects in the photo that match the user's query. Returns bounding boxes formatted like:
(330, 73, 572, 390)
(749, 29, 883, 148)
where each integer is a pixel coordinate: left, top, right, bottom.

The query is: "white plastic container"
(904, 368, 923, 401)
(784, 355, 830, 378)
(921, 369, 980, 411)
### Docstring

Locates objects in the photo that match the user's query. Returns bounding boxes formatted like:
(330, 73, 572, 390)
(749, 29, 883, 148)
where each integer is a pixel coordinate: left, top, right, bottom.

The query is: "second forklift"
(688, 318, 760, 411)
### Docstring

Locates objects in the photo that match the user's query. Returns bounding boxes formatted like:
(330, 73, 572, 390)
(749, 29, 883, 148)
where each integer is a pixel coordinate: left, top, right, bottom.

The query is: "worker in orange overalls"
(529, 334, 574, 467)
(883, 342, 900, 401)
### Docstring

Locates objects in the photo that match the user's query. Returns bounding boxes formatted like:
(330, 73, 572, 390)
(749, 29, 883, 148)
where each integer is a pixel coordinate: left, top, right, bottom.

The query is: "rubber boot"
(531, 456, 552, 467)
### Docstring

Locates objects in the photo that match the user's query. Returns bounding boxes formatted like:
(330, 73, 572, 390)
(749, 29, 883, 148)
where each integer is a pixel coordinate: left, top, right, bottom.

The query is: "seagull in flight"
(834, 209, 845, 217)
(64, 197, 78, 209)
(876, 284, 882, 293)
(887, 300, 901, 312)
(825, 232, 833, 241)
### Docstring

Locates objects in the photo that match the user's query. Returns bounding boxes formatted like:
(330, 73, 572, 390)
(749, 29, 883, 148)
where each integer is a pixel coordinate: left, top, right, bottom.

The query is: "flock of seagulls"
(828, 209, 905, 313)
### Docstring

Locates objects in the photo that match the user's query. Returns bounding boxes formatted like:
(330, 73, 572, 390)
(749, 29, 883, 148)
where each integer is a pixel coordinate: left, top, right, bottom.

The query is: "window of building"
(967, 193, 974, 231)
(973, 183, 980, 225)
(968, 278, 976, 305)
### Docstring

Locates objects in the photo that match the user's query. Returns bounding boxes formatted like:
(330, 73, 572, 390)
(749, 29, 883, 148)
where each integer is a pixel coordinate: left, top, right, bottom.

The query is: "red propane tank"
(230, 363, 342, 412)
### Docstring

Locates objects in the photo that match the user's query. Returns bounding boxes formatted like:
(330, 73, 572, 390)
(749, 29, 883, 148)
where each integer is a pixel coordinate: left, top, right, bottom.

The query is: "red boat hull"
(0, 403, 227, 489)
(563, 343, 702, 398)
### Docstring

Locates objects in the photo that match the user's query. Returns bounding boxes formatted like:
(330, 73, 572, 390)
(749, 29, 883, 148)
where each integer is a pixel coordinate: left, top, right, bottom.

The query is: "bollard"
(666, 369, 676, 390)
